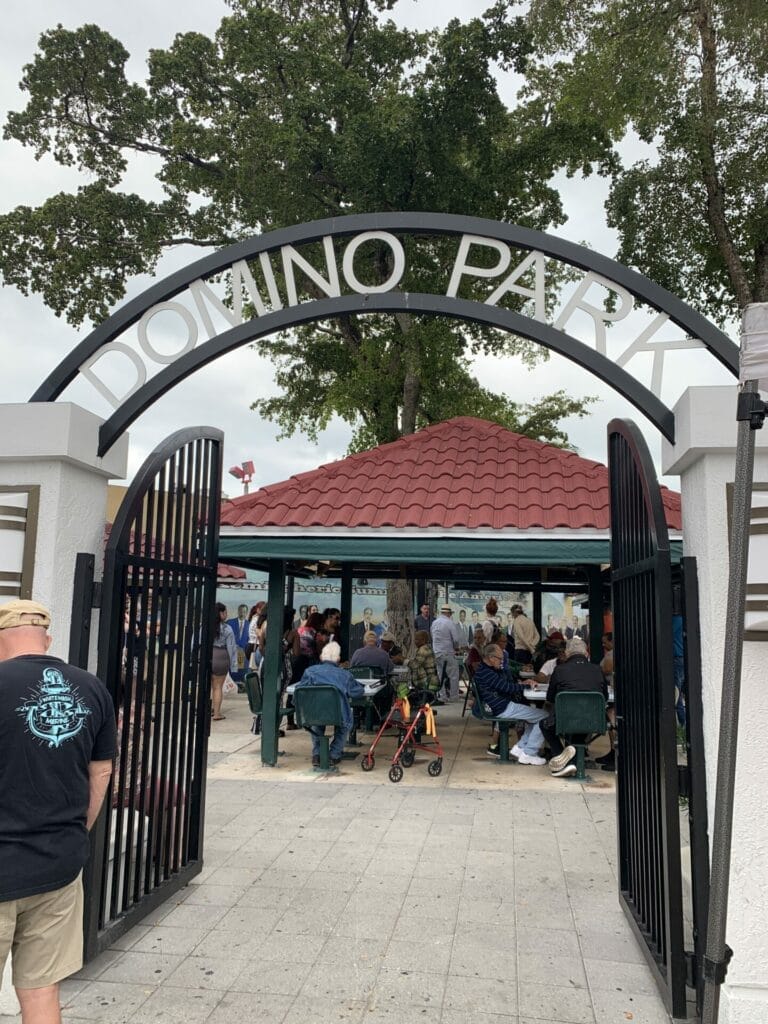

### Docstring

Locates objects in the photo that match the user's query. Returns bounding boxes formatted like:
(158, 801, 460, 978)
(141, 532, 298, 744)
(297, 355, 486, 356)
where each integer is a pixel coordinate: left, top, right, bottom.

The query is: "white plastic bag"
(222, 674, 238, 697)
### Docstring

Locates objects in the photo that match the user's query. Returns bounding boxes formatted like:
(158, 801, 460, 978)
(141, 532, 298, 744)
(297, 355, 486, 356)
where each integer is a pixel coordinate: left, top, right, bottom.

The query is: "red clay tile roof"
(220, 417, 682, 532)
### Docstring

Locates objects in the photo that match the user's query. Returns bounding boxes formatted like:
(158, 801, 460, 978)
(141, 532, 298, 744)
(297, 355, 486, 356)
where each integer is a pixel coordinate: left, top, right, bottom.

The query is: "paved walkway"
(2, 693, 676, 1023)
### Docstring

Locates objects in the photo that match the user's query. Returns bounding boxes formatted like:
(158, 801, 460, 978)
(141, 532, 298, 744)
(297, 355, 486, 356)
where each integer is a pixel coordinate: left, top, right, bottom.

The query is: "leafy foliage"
(2, 1, 613, 446)
(525, 0, 768, 323)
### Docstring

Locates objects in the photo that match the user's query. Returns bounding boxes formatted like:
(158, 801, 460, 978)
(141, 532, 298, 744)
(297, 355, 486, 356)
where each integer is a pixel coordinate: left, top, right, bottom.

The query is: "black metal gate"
(83, 426, 223, 957)
(608, 418, 709, 1020)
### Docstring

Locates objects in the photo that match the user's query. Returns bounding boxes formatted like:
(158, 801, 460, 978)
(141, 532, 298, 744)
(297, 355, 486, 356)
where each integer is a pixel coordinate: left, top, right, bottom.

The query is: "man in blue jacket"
(295, 641, 365, 767)
(474, 643, 547, 765)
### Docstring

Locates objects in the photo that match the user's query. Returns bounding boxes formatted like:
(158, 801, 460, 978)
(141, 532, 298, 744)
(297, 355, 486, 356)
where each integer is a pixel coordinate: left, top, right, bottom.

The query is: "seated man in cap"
(0, 600, 116, 1024)
(295, 641, 365, 767)
(430, 604, 463, 701)
(379, 631, 404, 665)
(541, 637, 609, 777)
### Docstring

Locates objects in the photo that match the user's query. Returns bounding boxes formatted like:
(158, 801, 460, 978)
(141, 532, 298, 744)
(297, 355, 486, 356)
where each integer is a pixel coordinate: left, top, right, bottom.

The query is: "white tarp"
(740, 302, 768, 394)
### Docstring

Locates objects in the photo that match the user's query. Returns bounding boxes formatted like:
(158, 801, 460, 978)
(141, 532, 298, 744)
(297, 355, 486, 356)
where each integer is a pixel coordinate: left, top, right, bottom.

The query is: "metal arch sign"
(29, 212, 739, 455)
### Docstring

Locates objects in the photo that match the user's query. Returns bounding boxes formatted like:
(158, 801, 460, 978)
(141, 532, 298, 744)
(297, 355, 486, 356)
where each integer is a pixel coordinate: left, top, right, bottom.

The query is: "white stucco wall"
(0, 403, 127, 657)
(663, 385, 768, 1023)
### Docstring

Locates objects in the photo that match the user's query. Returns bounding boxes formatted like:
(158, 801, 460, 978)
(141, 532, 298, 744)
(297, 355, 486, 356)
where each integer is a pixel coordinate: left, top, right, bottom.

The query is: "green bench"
(293, 684, 346, 771)
(244, 669, 293, 737)
(554, 690, 607, 781)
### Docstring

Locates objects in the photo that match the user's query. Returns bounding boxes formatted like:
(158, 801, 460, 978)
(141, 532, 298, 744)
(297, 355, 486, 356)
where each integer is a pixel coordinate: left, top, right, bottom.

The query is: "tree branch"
(695, 0, 753, 307)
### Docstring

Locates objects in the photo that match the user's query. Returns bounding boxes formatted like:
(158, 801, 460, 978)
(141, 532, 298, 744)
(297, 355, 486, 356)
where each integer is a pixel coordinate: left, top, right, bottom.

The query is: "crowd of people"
(212, 595, 637, 778)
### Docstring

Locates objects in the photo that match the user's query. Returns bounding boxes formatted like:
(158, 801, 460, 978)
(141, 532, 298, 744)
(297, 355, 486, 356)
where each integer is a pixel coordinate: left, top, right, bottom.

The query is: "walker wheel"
(389, 764, 404, 783)
(427, 759, 443, 777)
(400, 746, 415, 768)
(361, 755, 375, 772)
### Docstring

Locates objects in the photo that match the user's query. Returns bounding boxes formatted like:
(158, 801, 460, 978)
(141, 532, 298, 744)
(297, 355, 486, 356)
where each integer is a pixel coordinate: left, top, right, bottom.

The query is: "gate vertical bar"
(608, 418, 688, 1019)
(85, 426, 222, 959)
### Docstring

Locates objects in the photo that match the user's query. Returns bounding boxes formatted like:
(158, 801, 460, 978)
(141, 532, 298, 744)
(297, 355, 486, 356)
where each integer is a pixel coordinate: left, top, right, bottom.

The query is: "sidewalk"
(2, 693, 675, 1024)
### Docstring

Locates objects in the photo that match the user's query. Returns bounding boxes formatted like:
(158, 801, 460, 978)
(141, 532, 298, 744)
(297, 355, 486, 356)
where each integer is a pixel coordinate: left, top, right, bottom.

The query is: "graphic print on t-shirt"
(16, 665, 91, 748)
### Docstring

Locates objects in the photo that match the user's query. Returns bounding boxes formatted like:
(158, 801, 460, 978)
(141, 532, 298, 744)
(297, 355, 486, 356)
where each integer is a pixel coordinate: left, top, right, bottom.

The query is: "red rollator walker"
(360, 689, 443, 782)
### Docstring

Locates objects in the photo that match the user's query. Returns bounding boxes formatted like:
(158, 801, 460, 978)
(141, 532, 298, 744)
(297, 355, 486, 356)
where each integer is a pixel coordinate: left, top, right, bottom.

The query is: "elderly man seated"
(474, 643, 548, 765)
(541, 637, 609, 777)
(379, 631, 404, 665)
(349, 630, 395, 675)
(295, 641, 365, 767)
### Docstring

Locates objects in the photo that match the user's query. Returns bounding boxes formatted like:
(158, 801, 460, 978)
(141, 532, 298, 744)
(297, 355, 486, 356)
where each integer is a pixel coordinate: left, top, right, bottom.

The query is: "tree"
(524, 0, 768, 325)
(1, 0, 610, 446)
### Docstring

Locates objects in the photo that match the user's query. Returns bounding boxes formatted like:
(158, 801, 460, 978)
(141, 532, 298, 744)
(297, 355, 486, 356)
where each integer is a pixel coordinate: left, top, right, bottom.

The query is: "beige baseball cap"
(0, 599, 51, 630)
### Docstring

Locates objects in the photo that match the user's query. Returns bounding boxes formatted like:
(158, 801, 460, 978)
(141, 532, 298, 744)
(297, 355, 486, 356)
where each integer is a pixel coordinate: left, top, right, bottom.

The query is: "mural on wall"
(216, 575, 389, 627)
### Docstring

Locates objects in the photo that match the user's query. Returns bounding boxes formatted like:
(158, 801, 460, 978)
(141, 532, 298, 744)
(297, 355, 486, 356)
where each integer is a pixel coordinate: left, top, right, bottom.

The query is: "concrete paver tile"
(582, 958, 660, 996)
(516, 953, 587, 989)
(205, 991, 294, 1024)
(162, 954, 249, 991)
(518, 981, 596, 1023)
(590, 990, 672, 1023)
(316, 933, 391, 966)
(127, 984, 224, 1022)
(449, 943, 517, 981)
(280, 995, 366, 1024)
(442, 1012, 519, 1024)
(180, 884, 247, 908)
(129, 924, 211, 957)
(363, 1006, 441, 1023)
(59, 981, 153, 1022)
(256, 929, 328, 963)
(444, 974, 518, 1015)
(576, 929, 649, 965)
(229, 958, 313, 995)
(158, 903, 229, 930)
(108, 926, 151, 951)
(517, 928, 581, 958)
(372, 966, 446, 1008)
(105, 951, 183, 986)
(381, 936, 452, 974)
(299, 962, 379, 1002)
(390, 916, 456, 944)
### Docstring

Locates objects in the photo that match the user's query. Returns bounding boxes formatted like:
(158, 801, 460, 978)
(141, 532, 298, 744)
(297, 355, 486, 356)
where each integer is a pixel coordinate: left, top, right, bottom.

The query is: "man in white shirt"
(430, 605, 463, 701)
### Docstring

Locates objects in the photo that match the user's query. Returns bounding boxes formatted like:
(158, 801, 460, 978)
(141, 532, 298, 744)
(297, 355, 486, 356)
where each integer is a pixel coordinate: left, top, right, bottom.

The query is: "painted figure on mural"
(227, 604, 250, 683)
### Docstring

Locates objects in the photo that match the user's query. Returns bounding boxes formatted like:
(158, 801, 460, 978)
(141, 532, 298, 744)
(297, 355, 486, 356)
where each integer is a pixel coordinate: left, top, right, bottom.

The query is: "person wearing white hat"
(430, 605, 463, 701)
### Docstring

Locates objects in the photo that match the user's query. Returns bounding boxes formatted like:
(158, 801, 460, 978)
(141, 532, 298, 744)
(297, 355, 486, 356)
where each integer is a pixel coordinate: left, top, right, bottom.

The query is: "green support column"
(261, 559, 286, 766)
(532, 579, 543, 635)
(587, 564, 604, 663)
(340, 564, 353, 661)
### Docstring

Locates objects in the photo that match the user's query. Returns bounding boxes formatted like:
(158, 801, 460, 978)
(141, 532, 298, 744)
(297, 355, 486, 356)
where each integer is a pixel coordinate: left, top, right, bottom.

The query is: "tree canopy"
(1, 0, 617, 447)
(525, 0, 768, 325)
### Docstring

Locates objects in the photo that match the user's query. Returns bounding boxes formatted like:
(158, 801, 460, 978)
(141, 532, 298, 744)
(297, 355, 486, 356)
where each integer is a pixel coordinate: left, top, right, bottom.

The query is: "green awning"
(218, 534, 683, 566)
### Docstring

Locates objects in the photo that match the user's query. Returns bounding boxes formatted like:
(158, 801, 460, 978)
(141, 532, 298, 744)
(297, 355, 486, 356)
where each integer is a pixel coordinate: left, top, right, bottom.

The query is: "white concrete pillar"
(0, 402, 128, 659)
(663, 385, 768, 1024)
(0, 403, 127, 1016)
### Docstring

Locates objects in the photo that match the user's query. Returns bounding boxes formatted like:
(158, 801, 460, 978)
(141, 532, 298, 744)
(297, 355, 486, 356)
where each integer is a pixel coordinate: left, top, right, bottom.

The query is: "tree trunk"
(386, 577, 415, 658)
(396, 311, 421, 436)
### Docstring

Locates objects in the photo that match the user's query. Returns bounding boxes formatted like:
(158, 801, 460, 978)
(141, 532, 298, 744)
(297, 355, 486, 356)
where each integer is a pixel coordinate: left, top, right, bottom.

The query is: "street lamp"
(228, 460, 255, 495)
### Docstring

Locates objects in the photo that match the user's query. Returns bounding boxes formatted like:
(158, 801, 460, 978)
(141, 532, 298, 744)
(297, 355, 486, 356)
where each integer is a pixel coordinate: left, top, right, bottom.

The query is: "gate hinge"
(736, 391, 767, 430)
(678, 763, 690, 799)
(91, 582, 103, 609)
(702, 945, 734, 985)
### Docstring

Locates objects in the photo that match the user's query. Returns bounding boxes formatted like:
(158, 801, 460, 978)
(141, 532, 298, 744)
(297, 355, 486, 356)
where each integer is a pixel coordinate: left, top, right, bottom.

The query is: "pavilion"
(217, 416, 682, 764)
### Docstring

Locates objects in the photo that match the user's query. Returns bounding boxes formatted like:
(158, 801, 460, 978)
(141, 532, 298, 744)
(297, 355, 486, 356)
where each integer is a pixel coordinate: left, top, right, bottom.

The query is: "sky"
(0, 0, 738, 494)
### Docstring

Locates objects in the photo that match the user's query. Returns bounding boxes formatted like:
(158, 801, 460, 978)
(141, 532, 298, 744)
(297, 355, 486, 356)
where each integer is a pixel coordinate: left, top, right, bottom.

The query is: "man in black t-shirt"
(0, 600, 116, 1023)
(541, 637, 608, 777)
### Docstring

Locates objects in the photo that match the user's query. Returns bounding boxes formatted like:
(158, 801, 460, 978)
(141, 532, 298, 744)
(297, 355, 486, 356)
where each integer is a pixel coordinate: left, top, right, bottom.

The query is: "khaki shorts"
(0, 874, 83, 990)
